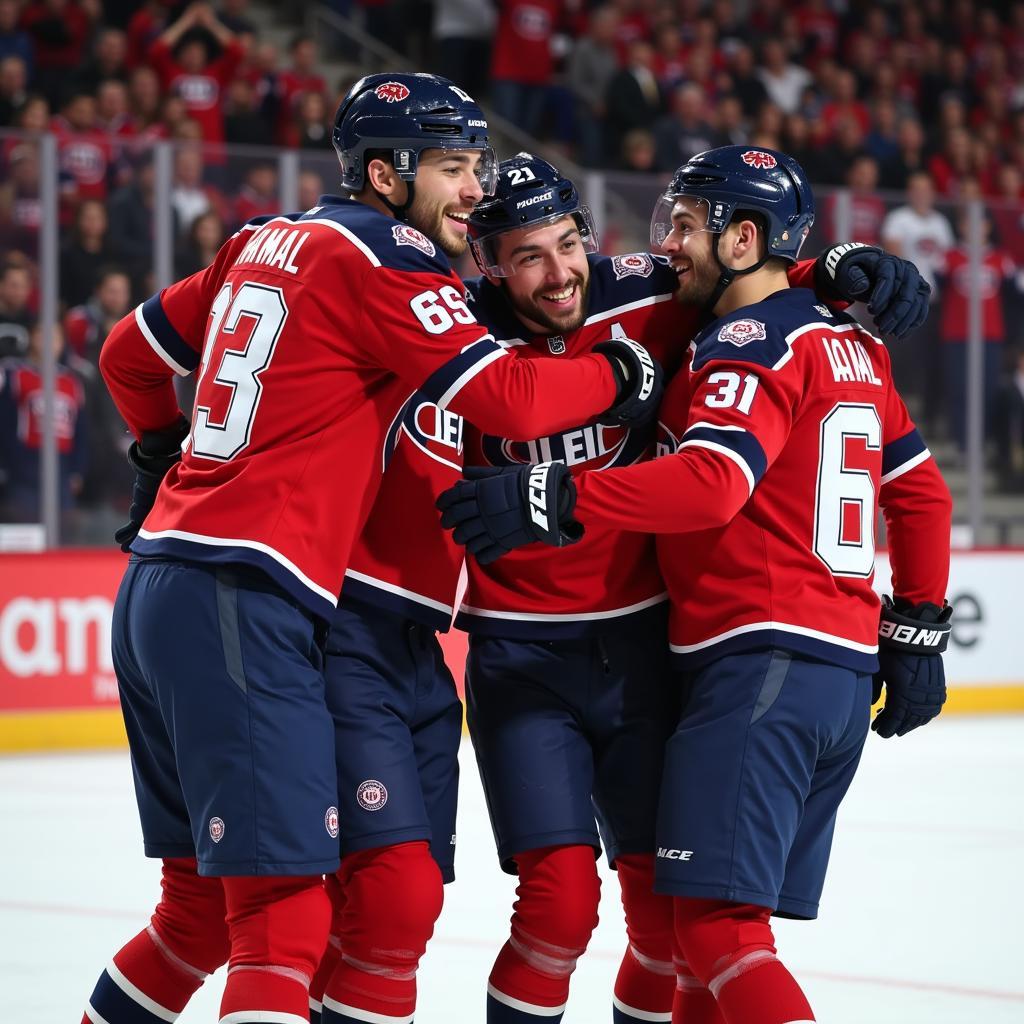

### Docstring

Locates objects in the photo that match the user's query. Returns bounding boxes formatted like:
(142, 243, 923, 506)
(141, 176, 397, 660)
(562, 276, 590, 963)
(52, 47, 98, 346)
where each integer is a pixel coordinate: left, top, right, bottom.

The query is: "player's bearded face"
(494, 219, 592, 334)
(660, 198, 721, 306)
(406, 150, 486, 258)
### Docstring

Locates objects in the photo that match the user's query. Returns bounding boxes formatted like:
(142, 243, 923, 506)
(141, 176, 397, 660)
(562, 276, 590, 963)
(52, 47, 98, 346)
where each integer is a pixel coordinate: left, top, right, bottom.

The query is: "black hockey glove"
(594, 337, 664, 427)
(816, 242, 931, 339)
(114, 415, 190, 553)
(436, 462, 583, 565)
(871, 595, 952, 738)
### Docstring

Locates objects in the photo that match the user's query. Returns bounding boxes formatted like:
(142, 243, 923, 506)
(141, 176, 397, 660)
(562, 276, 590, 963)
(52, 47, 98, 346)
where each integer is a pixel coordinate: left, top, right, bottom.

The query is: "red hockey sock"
(309, 873, 347, 1019)
(322, 841, 443, 1023)
(488, 845, 601, 1015)
(613, 854, 675, 1019)
(82, 858, 229, 1024)
(675, 898, 815, 1024)
(672, 955, 726, 1024)
(220, 874, 330, 1022)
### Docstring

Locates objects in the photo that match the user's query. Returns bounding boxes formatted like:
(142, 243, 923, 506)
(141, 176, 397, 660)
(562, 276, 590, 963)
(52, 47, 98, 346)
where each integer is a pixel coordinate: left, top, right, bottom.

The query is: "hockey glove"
(871, 595, 952, 738)
(436, 462, 583, 565)
(594, 337, 664, 427)
(816, 242, 931, 339)
(114, 415, 190, 552)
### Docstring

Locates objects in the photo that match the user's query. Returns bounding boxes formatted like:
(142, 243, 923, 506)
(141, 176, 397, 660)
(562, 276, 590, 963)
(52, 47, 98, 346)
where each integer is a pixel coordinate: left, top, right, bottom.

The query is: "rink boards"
(0, 548, 1021, 752)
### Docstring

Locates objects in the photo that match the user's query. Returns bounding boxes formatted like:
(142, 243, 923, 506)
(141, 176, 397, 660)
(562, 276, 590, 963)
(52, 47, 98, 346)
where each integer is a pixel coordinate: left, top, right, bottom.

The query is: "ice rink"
(2, 716, 1022, 1023)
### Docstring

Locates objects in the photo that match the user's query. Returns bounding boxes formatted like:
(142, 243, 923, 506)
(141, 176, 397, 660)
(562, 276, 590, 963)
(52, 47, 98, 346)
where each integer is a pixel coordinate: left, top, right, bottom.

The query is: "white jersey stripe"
(435, 344, 507, 409)
(344, 569, 455, 617)
(583, 292, 674, 327)
(487, 983, 567, 1016)
(880, 448, 931, 484)
(670, 619, 879, 656)
(106, 960, 178, 1022)
(320, 995, 415, 1024)
(135, 304, 189, 377)
(678, 438, 755, 495)
(460, 592, 667, 623)
(135, 527, 337, 607)
(611, 995, 673, 1022)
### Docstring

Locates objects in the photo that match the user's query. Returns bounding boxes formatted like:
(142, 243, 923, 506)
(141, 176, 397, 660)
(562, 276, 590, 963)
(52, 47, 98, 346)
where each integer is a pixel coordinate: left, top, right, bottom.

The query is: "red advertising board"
(0, 550, 469, 751)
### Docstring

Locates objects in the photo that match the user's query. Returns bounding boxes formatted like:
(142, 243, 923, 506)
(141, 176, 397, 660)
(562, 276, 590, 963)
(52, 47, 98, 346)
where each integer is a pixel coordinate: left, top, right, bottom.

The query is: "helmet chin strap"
(705, 231, 770, 312)
(375, 179, 416, 223)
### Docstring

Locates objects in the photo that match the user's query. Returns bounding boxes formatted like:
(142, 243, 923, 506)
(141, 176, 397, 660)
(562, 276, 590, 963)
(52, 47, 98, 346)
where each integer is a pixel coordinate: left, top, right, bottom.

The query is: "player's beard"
(503, 271, 591, 335)
(406, 192, 471, 258)
(673, 241, 721, 308)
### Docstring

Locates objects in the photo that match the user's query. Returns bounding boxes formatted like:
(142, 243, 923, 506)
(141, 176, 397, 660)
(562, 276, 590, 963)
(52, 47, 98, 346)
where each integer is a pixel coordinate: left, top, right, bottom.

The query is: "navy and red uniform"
(459, 254, 822, 874)
(100, 195, 624, 879)
(327, 392, 466, 883)
(571, 287, 952, 917)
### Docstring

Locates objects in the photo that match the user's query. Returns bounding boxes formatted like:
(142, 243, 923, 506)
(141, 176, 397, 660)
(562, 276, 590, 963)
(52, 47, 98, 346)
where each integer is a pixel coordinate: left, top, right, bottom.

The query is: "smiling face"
(658, 196, 722, 306)
(488, 216, 592, 335)
(403, 148, 486, 257)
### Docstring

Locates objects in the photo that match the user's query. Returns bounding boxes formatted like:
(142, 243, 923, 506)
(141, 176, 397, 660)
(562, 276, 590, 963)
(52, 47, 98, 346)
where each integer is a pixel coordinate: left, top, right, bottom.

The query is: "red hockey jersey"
(100, 197, 621, 621)
(574, 287, 952, 671)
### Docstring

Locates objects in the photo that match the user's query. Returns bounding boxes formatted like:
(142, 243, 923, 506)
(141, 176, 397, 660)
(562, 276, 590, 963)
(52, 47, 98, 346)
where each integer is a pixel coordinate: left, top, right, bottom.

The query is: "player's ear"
(366, 157, 402, 198)
(725, 218, 761, 267)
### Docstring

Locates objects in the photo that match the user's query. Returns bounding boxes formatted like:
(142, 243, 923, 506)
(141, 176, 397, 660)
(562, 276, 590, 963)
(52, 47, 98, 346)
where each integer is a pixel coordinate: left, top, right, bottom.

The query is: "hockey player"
(438, 146, 953, 1024)
(80, 74, 666, 1024)
(306, 151, 932, 1024)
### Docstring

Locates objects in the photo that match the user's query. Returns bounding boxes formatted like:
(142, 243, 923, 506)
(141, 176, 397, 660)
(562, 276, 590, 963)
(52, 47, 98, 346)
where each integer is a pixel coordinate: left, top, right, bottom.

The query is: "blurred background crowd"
(1, 0, 1023, 544)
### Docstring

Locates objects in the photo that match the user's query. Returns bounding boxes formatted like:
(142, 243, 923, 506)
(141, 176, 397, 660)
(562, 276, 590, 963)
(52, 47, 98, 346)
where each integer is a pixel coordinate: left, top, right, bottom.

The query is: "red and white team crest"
(392, 223, 436, 258)
(741, 150, 777, 170)
(612, 253, 655, 280)
(375, 81, 410, 103)
(325, 806, 339, 838)
(356, 779, 388, 812)
(208, 816, 225, 843)
(718, 319, 767, 346)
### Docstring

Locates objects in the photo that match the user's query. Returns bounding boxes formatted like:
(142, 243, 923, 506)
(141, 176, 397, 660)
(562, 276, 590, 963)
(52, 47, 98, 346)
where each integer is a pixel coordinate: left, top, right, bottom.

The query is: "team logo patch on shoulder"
(392, 223, 436, 257)
(814, 304, 833, 318)
(742, 150, 777, 170)
(209, 817, 225, 843)
(375, 81, 410, 103)
(356, 779, 388, 812)
(612, 253, 655, 280)
(718, 319, 767, 346)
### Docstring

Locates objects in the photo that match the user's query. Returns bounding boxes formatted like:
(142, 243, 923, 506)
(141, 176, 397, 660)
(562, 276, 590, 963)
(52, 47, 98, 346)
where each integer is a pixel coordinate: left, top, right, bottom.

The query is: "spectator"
(812, 112, 867, 186)
(432, 0, 495, 102)
(240, 39, 280, 131)
(75, 26, 129, 94)
(275, 34, 326, 146)
(716, 93, 748, 146)
(651, 24, 687, 97)
(20, 0, 95, 104)
(938, 210, 1018, 451)
(60, 198, 116, 309)
(96, 80, 132, 139)
(653, 82, 722, 172)
(992, 165, 1024, 349)
(820, 68, 871, 139)
(175, 209, 226, 277)
(297, 168, 324, 211)
(125, 0, 169, 71)
(993, 349, 1024, 490)
(0, 0, 32, 71)
(756, 38, 812, 114)
(292, 89, 331, 150)
(0, 141, 44, 259)
(566, 4, 620, 168)
(726, 43, 769, 119)
(0, 53, 28, 126)
(489, 0, 561, 139)
(881, 171, 955, 421)
(604, 38, 661, 163)
(618, 127, 657, 173)
(51, 91, 115, 219)
(149, 1, 246, 148)
(882, 116, 928, 190)
(929, 126, 993, 198)
(0, 262, 33, 358)
(864, 98, 901, 166)
(232, 161, 277, 226)
(62, 267, 134, 533)
(170, 143, 225, 236)
(0, 320, 87, 525)
(224, 77, 272, 146)
(125, 65, 168, 145)
(107, 161, 156, 294)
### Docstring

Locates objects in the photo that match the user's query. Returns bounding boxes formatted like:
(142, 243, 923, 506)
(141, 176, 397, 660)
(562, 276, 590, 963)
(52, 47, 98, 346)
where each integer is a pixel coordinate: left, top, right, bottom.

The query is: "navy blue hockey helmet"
(467, 152, 599, 276)
(650, 145, 815, 263)
(332, 72, 498, 195)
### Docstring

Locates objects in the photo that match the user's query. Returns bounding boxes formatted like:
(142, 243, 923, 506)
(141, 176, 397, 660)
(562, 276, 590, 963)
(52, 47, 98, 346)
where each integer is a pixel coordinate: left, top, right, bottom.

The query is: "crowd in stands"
(0, 0, 1023, 539)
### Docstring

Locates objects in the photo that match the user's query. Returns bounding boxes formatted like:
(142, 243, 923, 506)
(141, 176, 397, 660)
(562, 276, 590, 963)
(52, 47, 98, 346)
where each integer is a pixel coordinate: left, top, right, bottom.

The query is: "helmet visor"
(433, 141, 498, 196)
(469, 207, 599, 277)
(649, 193, 714, 254)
